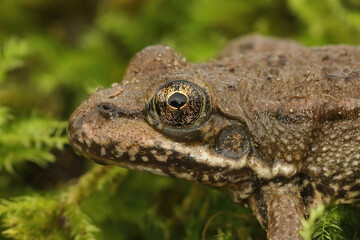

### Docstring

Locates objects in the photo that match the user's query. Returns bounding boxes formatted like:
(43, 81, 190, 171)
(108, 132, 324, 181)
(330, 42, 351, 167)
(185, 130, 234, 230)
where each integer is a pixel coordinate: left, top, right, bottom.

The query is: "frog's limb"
(249, 183, 305, 240)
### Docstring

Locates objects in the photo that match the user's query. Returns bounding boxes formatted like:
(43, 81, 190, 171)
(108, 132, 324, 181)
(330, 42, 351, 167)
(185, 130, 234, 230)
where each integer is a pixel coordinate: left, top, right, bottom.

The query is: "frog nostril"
(99, 103, 114, 111)
(97, 103, 117, 118)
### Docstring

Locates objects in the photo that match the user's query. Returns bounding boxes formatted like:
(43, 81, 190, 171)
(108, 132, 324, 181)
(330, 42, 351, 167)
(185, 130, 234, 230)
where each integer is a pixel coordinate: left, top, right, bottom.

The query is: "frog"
(68, 35, 360, 240)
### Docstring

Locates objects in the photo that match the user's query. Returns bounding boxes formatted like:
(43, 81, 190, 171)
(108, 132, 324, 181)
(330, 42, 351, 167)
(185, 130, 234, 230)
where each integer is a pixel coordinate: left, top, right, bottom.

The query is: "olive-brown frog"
(68, 35, 360, 240)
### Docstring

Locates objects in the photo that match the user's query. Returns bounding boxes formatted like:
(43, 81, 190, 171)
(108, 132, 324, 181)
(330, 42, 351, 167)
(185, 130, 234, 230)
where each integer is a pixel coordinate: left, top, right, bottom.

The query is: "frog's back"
(214, 35, 360, 206)
(218, 35, 360, 100)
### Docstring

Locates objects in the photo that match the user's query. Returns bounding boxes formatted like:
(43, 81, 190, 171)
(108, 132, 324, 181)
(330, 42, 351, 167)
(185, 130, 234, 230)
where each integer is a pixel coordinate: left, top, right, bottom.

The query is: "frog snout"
(67, 108, 89, 156)
(67, 102, 153, 163)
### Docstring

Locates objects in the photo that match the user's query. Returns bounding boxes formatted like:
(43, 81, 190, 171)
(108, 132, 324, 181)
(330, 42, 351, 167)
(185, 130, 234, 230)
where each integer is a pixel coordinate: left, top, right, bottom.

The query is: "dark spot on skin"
(107, 143, 119, 157)
(321, 66, 360, 82)
(300, 184, 314, 206)
(87, 141, 121, 161)
(151, 147, 167, 156)
(350, 184, 360, 192)
(326, 75, 339, 81)
(238, 42, 254, 52)
(322, 54, 330, 61)
(68, 133, 86, 153)
(89, 141, 103, 155)
(254, 190, 268, 229)
(338, 177, 357, 187)
(346, 70, 360, 81)
(80, 131, 87, 139)
(321, 66, 340, 81)
(69, 114, 85, 133)
(252, 176, 265, 189)
(208, 175, 220, 185)
(266, 54, 287, 68)
(351, 70, 360, 79)
(316, 181, 335, 196)
(226, 83, 237, 91)
(167, 152, 207, 172)
(269, 68, 280, 76)
(226, 168, 254, 182)
(335, 190, 346, 199)
(278, 55, 287, 66)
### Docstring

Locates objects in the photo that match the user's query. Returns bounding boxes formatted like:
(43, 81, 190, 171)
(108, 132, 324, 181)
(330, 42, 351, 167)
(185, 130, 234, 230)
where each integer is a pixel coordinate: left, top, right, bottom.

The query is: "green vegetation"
(0, 0, 359, 239)
(300, 204, 360, 240)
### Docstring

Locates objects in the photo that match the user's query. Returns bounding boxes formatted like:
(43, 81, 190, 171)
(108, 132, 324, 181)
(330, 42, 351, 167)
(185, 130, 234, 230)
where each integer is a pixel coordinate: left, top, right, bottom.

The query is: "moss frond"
(301, 204, 360, 240)
(0, 38, 29, 83)
(0, 116, 67, 173)
(0, 196, 60, 240)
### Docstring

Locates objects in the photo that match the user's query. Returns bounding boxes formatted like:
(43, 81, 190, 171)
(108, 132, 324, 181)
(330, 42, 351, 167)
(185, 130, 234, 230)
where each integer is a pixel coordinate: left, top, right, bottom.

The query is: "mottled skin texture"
(68, 35, 360, 239)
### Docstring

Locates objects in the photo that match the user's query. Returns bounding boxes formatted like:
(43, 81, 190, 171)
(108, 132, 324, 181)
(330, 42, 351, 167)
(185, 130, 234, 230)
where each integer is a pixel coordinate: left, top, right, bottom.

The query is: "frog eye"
(149, 80, 211, 127)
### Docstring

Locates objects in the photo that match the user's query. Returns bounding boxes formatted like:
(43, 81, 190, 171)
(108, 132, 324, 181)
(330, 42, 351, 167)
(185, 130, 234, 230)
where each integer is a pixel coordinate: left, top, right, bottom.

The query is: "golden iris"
(151, 80, 208, 126)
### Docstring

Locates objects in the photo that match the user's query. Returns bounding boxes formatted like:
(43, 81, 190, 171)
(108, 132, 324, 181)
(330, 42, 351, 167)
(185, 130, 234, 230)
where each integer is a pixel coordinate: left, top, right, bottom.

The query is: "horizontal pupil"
(168, 92, 187, 109)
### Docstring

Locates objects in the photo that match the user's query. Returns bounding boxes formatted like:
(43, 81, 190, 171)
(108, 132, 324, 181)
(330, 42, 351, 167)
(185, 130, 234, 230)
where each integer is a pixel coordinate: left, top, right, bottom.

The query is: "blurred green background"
(0, 0, 360, 239)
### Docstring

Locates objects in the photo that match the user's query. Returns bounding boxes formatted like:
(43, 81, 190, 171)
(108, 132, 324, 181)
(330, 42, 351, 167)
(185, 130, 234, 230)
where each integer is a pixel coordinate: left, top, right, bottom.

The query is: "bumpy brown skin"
(68, 35, 360, 239)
